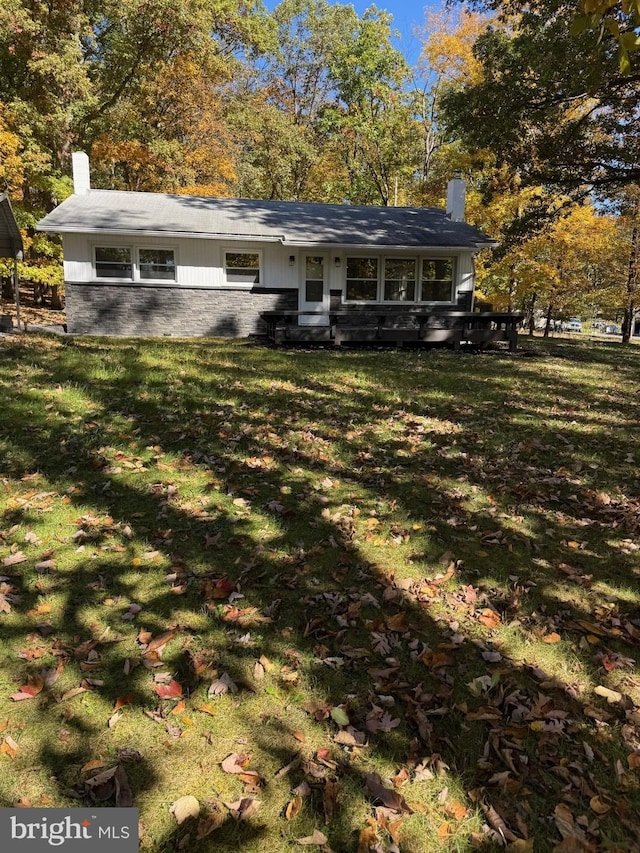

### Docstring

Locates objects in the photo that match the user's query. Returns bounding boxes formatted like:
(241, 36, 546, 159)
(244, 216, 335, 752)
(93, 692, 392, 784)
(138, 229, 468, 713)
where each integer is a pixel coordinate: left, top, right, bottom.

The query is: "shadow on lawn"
(1, 334, 640, 851)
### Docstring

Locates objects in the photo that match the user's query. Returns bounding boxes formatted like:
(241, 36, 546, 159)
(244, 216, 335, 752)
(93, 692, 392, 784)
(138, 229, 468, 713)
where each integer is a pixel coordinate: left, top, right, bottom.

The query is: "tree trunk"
(50, 285, 63, 311)
(622, 218, 639, 344)
(528, 292, 537, 336)
(543, 302, 553, 338)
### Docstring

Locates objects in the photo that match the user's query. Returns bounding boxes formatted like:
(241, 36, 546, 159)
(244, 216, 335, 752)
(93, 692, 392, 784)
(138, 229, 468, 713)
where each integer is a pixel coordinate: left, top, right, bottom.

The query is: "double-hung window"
(95, 247, 132, 279)
(224, 251, 260, 285)
(384, 258, 416, 301)
(420, 259, 454, 302)
(346, 257, 378, 301)
(139, 248, 176, 281)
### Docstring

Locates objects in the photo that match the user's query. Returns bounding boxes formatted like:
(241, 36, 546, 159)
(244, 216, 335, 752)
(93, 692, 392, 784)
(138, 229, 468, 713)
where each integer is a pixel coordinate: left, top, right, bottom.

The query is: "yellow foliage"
(418, 9, 489, 86)
(0, 104, 24, 196)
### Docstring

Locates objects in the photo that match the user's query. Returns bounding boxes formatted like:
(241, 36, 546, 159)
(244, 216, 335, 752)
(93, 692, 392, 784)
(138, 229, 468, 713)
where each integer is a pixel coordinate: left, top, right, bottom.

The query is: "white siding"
(63, 234, 300, 289)
(62, 234, 476, 298)
(456, 252, 475, 299)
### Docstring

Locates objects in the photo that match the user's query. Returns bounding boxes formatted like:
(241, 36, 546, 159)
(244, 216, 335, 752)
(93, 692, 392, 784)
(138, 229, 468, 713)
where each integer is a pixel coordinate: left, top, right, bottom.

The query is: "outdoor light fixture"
(334, 257, 341, 267)
(289, 255, 295, 266)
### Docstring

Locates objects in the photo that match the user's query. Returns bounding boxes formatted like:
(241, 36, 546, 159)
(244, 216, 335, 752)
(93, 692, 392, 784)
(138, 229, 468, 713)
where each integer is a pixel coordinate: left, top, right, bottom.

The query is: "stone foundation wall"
(65, 283, 297, 337)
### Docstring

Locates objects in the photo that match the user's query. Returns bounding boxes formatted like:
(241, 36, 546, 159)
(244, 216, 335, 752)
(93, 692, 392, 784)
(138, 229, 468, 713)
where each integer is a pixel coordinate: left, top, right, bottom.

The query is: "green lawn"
(1, 333, 639, 852)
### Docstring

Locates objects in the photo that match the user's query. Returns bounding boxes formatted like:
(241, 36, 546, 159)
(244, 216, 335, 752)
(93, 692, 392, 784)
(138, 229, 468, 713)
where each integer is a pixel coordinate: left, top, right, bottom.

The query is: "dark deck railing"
(260, 309, 524, 351)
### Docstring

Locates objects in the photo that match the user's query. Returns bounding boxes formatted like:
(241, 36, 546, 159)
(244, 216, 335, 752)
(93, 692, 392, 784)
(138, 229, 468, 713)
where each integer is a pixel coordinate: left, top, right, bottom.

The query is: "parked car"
(605, 325, 619, 335)
(565, 318, 582, 332)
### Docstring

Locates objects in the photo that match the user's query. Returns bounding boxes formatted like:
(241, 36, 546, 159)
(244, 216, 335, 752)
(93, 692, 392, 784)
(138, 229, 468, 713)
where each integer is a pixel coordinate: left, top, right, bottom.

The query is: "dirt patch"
(1, 283, 66, 329)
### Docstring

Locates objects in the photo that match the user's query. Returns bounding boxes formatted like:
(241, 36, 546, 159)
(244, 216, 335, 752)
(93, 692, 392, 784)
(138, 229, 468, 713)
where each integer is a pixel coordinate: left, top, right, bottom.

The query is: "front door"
(299, 253, 329, 326)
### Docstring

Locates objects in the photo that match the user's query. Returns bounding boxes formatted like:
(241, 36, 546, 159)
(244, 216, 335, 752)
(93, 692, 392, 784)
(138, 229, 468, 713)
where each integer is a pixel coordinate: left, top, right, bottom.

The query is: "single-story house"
(37, 153, 515, 345)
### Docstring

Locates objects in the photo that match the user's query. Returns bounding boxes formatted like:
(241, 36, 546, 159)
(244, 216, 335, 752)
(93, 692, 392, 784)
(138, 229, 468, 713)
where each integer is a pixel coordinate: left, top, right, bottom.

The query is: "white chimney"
(72, 151, 91, 195)
(446, 174, 466, 222)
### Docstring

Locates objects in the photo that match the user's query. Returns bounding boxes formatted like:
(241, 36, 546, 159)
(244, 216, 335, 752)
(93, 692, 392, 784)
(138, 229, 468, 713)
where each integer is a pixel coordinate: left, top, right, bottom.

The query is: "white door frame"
(298, 252, 330, 326)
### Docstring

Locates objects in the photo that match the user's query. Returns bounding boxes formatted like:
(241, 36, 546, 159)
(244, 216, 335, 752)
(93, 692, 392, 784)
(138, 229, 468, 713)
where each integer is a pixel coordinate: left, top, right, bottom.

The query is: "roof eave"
(36, 224, 285, 242)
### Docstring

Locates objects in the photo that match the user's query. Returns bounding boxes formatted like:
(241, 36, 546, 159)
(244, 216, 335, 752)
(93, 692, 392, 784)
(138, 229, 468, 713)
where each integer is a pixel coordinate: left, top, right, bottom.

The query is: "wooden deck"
(260, 310, 524, 351)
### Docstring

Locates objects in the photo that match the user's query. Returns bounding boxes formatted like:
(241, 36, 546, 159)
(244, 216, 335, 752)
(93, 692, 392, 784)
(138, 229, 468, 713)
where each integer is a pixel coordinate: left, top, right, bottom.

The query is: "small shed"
(0, 191, 24, 330)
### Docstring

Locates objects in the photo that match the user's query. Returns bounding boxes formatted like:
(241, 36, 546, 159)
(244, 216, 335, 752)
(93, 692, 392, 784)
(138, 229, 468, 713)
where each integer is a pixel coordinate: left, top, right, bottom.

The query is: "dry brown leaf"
(357, 825, 379, 852)
(114, 764, 133, 807)
(225, 797, 261, 821)
(221, 753, 251, 774)
(478, 608, 501, 629)
(364, 772, 412, 814)
(285, 795, 303, 821)
(170, 795, 200, 824)
(296, 829, 328, 845)
(437, 821, 451, 840)
(323, 779, 340, 824)
(196, 812, 225, 839)
(154, 679, 182, 699)
(542, 632, 562, 644)
(1, 736, 18, 758)
(81, 759, 107, 774)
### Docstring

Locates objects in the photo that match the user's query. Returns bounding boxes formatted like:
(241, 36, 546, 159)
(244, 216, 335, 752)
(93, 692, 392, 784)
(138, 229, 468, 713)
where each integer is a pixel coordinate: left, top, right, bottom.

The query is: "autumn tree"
(410, 7, 488, 204)
(443, 0, 640, 193)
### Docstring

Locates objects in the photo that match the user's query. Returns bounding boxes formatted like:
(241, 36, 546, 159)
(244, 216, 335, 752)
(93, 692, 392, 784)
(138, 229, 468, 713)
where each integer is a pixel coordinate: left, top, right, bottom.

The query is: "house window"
(384, 258, 416, 301)
(346, 257, 378, 301)
(225, 251, 260, 285)
(95, 247, 132, 279)
(420, 258, 454, 302)
(139, 248, 176, 281)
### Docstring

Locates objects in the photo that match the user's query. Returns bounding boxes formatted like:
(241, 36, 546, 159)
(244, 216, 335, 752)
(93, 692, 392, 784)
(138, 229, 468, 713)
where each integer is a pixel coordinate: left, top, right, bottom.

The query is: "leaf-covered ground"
(1, 333, 639, 852)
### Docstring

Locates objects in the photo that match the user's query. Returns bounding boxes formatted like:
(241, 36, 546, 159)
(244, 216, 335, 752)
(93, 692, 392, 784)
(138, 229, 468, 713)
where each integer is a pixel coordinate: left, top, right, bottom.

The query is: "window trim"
(343, 254, 457, 304)
(223, 248, 262, 289)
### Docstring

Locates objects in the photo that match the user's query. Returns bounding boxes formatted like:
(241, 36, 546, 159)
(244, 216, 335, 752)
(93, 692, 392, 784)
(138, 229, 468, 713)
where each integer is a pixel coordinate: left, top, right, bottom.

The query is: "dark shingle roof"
(0, 192, 23, 259)
(38, 190, 493, 249)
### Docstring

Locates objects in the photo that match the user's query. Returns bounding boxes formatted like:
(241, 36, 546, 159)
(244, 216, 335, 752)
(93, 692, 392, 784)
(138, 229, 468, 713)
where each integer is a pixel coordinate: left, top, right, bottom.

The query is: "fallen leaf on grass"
(221, 753, 251, 774)
(154, 679, 183, 699)
(330, 706, 350, 727)
(0, 582, 21, 613)
(170, 795, 200, 824)
(10, 674, 45, 702)
(81, 759, 107, 774)
(594, 685, 623, 705)
(542, 632, 562, 644)
(323, 779, 340, 824)
(225, 797, 260, 820)
(196, 812, 225, 839)
(357, 826, 379, 852)
(296, 830, 328, 845)
(285, 796, 303, 820)
(1, 736, 19, 758)
(2, 552, 27, 567)
(114, 764, 133, 807)
(209, 672, 238, 696)
(364, 773, 412, 814)
(478, 609, 501, 629)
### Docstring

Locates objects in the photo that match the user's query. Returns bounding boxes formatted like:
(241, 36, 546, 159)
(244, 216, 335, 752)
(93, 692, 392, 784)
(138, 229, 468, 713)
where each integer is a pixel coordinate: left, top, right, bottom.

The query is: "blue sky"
(263, 2, 430, 65)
